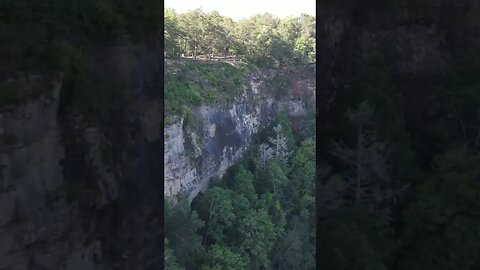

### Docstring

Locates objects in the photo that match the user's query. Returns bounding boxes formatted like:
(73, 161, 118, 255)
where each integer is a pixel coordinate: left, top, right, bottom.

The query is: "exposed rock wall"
(164, 67, 315, 202)
(0, 43, 314, 269)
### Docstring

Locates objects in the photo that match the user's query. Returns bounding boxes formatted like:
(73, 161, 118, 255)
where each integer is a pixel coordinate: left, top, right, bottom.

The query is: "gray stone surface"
(164, 71, 315, 202)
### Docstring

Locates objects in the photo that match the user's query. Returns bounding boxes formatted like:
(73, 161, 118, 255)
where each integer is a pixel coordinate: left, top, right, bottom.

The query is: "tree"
(257, 192, 287, 229)
(220, 16, 236, 57)
(287, 138, 315, 217)
(278, 17, 301, 48)
(164, 8, 184, 57)
(165, 196, 205, 268)
(164, 9, 315, 66)
(238, 207, 280, 269)
(330, 101, 407, 212)
(268, 124, 292, 166)
(233, 165, 257, 203)
(294, 35, 316, 62)
(178, 8, 205, 59)
(199, 187, 236, 245)
(257, 143, 274, 170)
(202, 11, 228, 58)
(275, 110, 296, 150)
(265, 160, 289, 200)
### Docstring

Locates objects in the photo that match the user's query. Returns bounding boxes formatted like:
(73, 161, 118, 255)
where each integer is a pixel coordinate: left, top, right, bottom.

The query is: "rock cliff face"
(164, 68, 315, 202)
(0, 42, 314, 269)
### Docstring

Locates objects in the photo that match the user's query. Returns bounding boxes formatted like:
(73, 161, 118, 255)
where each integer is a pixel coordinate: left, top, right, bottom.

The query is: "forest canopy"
(164, 8, 316, 67)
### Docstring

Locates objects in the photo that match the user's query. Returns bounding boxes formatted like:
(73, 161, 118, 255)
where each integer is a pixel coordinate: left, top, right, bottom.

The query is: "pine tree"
(331, 101, 401, 208)
(332, 101, 408, 219)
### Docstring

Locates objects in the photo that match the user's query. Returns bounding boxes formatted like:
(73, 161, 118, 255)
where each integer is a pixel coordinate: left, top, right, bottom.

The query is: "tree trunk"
(203, 198, 215, 245)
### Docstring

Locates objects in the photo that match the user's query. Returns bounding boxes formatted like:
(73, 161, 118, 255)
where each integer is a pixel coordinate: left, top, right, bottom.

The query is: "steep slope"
(0, 45, 314, 269)
(164, 61, 315, 202)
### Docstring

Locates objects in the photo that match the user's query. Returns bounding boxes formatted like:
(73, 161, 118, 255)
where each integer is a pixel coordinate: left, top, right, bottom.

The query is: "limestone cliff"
(0, 43, 314, 268)
(164, 66, 315, 202)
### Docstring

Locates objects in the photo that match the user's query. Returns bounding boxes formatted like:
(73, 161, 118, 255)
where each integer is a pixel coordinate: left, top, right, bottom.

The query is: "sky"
(164, 0, 316, 21)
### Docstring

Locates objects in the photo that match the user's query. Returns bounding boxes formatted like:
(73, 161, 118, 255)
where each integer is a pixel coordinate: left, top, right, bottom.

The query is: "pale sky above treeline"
(164, 0, 316, 20)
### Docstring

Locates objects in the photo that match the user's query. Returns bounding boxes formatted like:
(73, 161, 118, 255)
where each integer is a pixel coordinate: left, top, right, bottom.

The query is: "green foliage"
(237, 207, 281, 269)
(164, 61, 248, 119)
(201, 244, 247, 270)
(287, 139, 315, 217)
(254, 161, 289, 203)
(169, 114, 315, 269)
(165, 196, 205, 269)
(198, 187, 236, 244)
(294, 35, 316, 62)
(233, 165, 257, 203)
(164, 9, 316, 67)
(257, 192, 287, 229)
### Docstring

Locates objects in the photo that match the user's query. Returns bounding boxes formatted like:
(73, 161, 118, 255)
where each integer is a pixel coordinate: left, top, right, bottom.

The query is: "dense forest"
(164, 8, 316, 67)
(163, 8, 316, 270)
(165, 111, 316, 270)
